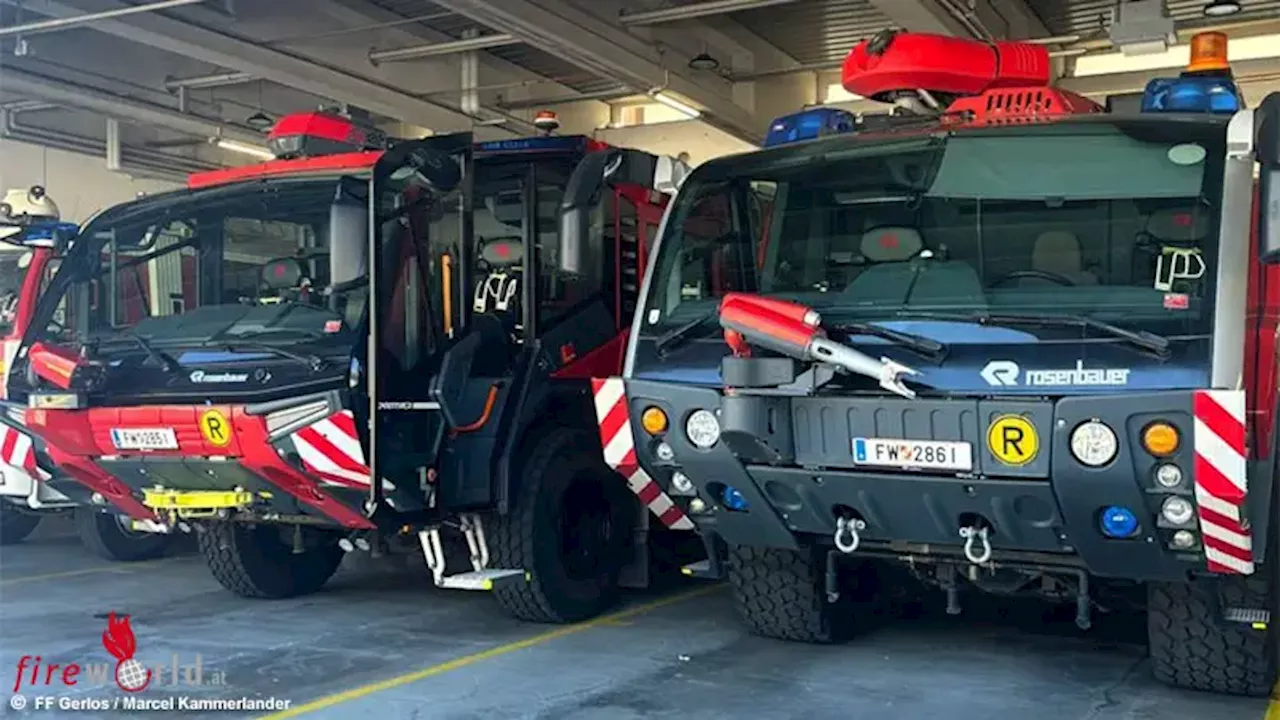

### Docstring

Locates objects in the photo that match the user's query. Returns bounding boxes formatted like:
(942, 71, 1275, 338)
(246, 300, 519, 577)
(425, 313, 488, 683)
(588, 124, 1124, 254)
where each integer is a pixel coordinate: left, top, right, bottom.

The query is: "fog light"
(640, 406, 668, 435)
(722, 485, 748, 511)
(1142, 422, 1179, 457)
(1100, 505, 1139, 538)
(670, 471, 694, 494)
(1154, 463, 1183, 489)
(1171, 529, 1197, 549)
(685, 409, 721, 449)
(688, 498, 707, 513)
(1162, 496, 1195, 525)
(91, 492, 106, 506)
(654, 441, 675, 462)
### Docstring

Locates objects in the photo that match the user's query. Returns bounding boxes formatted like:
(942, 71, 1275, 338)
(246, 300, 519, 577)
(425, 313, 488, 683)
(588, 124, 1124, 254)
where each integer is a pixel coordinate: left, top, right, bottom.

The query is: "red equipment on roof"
(842, 30, 1099, 124)
(266, 110, 388, 159)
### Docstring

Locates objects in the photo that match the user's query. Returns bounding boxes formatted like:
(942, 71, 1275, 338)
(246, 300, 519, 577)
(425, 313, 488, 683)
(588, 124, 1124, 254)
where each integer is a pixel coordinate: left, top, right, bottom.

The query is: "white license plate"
(110, 428, 179, 451)
(852, 437, 972, 471)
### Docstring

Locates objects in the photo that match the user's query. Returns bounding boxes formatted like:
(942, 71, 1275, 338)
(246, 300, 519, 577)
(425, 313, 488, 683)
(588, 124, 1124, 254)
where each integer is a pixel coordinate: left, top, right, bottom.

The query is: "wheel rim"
(557, 476, 616, 582)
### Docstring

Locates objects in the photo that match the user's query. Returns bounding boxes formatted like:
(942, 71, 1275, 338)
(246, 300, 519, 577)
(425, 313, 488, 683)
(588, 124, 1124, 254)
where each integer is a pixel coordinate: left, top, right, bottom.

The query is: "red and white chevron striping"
(0, 423, 36, 475)
(591, 377, 694, 531)
(1192, 389, 1253, 575)
(290, 410, 373, 489)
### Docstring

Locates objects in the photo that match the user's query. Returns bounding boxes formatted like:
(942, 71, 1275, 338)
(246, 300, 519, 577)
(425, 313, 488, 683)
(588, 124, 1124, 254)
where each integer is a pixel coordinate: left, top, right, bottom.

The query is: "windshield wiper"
(98, 330, 180, 373)
(203, 333, 328, 372)
(899, 311, 1171, 358)
(652, 310, 721, 358)
(829, 322, 947, 361)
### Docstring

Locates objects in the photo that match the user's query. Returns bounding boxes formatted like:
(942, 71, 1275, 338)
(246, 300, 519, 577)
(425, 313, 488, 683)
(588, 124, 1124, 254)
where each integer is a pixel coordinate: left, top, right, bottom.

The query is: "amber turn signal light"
(640, 406, 669, 435)
(1142, 422, 1180, 457)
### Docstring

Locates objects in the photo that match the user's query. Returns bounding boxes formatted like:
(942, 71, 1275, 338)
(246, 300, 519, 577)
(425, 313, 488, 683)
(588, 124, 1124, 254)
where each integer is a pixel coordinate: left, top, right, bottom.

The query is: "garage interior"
(2, 0, 1280, 718)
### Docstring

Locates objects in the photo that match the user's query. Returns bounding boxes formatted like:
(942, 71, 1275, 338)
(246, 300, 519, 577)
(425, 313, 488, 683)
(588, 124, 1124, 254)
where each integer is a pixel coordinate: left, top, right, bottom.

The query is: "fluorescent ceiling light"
(214, 138, 274, 160)
(1204, 1, 1242, 16)
(649, 92, 701, 119)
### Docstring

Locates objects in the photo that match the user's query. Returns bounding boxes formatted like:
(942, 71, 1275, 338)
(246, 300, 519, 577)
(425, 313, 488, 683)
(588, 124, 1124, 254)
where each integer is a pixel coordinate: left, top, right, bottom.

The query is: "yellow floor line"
(0, 557, 180, 586)
(1264, 678, 1280, 720)
(256, 584, 722, 720)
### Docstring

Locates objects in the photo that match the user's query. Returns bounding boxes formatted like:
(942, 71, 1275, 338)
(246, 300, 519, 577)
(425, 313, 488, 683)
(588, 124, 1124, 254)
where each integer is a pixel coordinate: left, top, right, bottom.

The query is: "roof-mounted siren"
(842, 30, 1099, 124)
(533, 110, 560, 136)
(266, 110, 388, 159)
(763, 107, 858, 147)
(1140, 32, 1243, 114)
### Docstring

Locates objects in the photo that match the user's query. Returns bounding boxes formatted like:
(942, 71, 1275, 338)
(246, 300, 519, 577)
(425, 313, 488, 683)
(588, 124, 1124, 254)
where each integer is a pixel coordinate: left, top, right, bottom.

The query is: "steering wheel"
(989, 270, 1076, 288)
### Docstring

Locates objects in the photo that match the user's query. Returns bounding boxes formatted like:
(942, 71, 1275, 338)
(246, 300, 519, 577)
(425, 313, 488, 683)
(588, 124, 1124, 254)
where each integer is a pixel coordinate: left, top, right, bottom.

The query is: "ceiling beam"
(426, 0, 764, 144)
(7, 0, 499, 133)
(865, 0, 1049, 39)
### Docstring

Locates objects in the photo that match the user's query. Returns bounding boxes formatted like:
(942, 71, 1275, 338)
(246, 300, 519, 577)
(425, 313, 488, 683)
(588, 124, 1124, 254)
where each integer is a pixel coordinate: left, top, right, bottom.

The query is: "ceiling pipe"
(0, 0, 206, 38)
(164, 71, 255, 92)
(3, 67, 264, 145)
(498, 87, 633, 110)
(368, 33, 520, 65)
(619, 0, 801, 25)
(1, 111, 217, 181)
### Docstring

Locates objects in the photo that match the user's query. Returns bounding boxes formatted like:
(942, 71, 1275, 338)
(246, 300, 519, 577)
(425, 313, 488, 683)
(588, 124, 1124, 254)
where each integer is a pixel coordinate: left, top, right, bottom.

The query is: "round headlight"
(1162, 496, 1195, 525)
(685, 409, 721, 449)
(1154, 463, 1183, 489)
(1070, 421, 1118, 467)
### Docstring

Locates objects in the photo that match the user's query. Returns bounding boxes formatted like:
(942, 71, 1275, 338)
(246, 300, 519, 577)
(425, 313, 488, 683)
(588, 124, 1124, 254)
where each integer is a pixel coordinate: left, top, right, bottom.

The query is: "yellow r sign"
(986, 414, 1039, 466)
(200, 409, 232, 447)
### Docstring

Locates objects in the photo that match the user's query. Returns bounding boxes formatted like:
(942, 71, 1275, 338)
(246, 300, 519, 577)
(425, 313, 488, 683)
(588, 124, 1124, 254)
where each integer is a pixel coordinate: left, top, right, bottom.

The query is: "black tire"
(727, 544, 866, 644)
(74, 508, 170, 562)
(1148, 577, 1276, 697)
(198, 522, 344, 599)
(490, 427, 635, 624)
(0, 502, 41, 545)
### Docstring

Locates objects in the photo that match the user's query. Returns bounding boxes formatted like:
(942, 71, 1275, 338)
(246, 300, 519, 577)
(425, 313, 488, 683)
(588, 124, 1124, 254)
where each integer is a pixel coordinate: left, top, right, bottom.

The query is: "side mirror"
(558, 149, 617, 277)
(329, 181, 369, 287)
(559, 149, 672, 276)
(1258, 93, 1280, 263)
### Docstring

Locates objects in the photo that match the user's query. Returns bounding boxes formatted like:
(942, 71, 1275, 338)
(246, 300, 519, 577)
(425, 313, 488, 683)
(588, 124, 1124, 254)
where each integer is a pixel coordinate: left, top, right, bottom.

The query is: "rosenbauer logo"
(12, 612, 226, 694)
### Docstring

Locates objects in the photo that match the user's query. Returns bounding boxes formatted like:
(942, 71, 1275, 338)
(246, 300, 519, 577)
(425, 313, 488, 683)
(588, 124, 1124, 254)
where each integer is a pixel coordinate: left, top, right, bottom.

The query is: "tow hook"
(834, 516, 865, 554)
(959, 525, 992, 565)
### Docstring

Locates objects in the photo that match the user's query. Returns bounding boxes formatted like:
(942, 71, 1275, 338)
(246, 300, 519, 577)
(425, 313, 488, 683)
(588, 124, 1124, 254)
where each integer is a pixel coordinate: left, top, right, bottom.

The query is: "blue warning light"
(722, 485, 749, 511)
(1099, 505, 1139, 538)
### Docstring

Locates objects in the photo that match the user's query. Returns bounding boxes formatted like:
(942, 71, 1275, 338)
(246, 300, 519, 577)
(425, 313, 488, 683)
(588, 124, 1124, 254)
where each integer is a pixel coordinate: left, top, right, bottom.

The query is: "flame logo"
(101, 612, 151, 692)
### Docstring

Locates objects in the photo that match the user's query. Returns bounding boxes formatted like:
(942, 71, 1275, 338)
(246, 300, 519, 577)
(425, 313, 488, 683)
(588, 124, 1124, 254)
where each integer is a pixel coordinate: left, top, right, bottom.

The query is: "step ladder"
(418, 513, 525, 591)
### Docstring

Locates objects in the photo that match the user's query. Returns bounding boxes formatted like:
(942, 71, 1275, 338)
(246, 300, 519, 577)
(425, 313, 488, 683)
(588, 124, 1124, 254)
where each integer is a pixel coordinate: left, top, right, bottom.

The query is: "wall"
(0, 140, 179, 223)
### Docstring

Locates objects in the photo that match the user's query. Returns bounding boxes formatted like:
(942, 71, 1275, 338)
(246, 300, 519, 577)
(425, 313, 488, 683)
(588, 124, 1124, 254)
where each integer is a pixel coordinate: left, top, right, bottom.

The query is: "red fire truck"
(5, 109, 696, 623)
(0, 188, 171, 560)
(567, 30, 1280, 695)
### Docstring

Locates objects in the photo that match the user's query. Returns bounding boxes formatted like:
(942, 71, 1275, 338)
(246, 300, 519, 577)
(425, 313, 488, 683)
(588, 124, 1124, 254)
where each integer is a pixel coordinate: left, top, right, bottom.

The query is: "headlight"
(1070, 421, 1118, 467)
(1154, 463, 1183, 489)
(685, 409, 721, 449)
(1161, 496, 1195, 525)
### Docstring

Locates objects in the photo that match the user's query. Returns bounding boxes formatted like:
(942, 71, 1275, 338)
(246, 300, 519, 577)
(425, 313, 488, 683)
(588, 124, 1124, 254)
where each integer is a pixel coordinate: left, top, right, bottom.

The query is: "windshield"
(32, 177, 365, 352)
(644, 120, 1225, 340)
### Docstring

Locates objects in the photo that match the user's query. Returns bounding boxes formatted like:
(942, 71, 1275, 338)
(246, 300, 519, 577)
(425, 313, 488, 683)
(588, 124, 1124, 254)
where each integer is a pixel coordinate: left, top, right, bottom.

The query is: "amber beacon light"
(1187, 31, 1230, 74)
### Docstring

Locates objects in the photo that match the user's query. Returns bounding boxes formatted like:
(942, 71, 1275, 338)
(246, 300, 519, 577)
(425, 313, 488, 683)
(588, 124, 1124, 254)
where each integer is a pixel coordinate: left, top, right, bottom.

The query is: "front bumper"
(622, 380, 1259, 583)
(19, 393, 412, 529)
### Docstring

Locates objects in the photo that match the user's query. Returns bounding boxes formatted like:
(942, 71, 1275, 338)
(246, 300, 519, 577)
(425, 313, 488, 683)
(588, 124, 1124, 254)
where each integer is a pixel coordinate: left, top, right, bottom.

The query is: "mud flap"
(618, 497, 650, 589)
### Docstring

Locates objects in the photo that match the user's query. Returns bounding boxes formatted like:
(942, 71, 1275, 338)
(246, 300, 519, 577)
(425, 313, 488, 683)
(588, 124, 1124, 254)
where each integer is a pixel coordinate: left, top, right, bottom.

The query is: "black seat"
(472, 237, 524, 334)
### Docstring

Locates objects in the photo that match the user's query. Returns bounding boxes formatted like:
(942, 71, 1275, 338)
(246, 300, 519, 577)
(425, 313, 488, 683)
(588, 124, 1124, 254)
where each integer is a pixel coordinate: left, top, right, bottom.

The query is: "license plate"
(852, 437, 972, 471)
(110, 428, 179, 451)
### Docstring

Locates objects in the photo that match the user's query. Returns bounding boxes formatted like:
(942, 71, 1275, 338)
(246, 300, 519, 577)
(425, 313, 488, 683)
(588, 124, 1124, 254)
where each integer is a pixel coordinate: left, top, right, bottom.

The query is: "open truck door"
(364, 134, 473, 521)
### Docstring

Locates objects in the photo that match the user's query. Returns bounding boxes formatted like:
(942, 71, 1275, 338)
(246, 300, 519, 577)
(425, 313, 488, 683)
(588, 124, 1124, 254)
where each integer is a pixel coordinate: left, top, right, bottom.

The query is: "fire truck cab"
(6, 110, 695, 623)
(569, 29, 1280, 696)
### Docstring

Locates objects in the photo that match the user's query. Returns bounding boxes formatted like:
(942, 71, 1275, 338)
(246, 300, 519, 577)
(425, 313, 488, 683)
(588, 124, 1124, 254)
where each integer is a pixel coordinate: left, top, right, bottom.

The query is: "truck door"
(364, 134, 473, 510)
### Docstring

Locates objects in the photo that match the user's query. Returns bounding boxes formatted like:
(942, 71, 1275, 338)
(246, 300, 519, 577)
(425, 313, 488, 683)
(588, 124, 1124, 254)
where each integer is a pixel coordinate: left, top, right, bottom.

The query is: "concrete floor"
(0, 517, 1271, 720)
